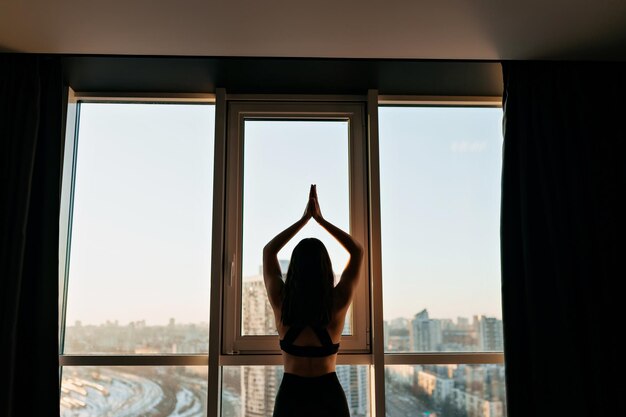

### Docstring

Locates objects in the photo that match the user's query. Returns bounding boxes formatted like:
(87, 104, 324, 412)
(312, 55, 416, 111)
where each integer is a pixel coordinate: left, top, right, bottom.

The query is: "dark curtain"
(0, 55, 66, 417)
(501, 61, 624, 417)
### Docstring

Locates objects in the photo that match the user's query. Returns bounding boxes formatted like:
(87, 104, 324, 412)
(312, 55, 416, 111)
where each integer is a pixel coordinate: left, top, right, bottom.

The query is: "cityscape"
(60, 103, 504, 416)
(61, 274, 505, 417)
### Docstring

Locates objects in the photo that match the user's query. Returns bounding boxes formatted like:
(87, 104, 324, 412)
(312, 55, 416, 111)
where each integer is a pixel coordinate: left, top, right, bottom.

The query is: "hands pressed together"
(302, 184, 324, 222)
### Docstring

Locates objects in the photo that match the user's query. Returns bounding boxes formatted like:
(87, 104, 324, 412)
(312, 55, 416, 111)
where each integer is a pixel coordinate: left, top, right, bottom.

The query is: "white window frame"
(220, 98, 371, 355)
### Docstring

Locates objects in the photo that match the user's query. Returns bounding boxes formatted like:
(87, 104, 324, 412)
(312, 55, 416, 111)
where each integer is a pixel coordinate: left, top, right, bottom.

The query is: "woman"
(263, 185, 363, 417)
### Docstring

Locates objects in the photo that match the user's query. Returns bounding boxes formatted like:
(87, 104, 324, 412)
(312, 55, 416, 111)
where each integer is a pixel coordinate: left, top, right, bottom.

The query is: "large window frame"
(373, 94, 505, 417)
(221, 99, 370, 355)
(58, 89, 505, 417)
(58, 90, 216, 368)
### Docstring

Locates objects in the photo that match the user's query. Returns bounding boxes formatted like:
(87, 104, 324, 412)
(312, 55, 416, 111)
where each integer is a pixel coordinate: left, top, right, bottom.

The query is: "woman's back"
(274, 300, 348, 376)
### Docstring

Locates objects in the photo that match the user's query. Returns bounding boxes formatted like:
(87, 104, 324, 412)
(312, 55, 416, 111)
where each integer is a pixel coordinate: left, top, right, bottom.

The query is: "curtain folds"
(0, 54, 65, 417)
(501, 61, 624, 417)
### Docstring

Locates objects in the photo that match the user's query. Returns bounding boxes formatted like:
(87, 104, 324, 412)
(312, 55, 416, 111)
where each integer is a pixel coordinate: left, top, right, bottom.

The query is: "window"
(59, 92, 505, 417)
(222, 101, 370, 354)
(378, 105, 506, 416)
(240, 119, 350, 336)
(59, 97, 215, 417)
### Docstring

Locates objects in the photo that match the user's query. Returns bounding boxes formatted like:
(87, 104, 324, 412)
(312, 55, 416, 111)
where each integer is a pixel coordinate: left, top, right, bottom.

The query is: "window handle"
(229, 254, 236, 287)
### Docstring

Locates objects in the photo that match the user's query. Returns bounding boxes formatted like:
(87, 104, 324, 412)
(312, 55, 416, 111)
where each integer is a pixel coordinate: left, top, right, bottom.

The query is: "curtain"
(501, 61, 624, 417)
(0, 54, 66, 417)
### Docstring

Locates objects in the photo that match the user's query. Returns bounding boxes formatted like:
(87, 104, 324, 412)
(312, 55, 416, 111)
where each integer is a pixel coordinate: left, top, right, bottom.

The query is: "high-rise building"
(410, 309, 442, 351)
(241, 366, 282, 417)
(477, 316, 503, 351)
(242, 278, 276, 336)
(337, 365, 370, 417)
(241, 276, 278, 416)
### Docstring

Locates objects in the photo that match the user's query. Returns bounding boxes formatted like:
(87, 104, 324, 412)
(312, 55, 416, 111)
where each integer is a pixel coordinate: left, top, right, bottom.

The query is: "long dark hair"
(281, 238, 335, 327)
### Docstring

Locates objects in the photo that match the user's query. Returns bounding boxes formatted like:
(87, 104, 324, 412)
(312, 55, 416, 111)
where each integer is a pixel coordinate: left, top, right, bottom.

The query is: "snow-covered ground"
(60, 368, 210, 417)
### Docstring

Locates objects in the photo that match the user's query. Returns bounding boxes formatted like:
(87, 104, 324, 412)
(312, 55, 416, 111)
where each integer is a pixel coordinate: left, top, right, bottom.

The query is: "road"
(385, 382, 432, 417)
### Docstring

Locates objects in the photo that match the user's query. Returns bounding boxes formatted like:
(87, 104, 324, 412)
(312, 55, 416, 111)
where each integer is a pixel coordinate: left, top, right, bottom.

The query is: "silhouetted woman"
(263, 184, 363, 417)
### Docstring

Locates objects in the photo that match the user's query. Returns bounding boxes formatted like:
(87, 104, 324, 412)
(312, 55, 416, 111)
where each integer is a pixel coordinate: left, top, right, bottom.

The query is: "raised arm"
(310, 186, 364, 310)
(262, 188, 315, 309)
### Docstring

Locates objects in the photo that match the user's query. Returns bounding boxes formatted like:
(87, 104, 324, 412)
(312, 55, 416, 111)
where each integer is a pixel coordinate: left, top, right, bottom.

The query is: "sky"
(64, 103, 503, 326)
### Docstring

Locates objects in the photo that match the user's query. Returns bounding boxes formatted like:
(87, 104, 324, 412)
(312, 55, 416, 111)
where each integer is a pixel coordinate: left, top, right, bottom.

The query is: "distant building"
(410, 309, 442, 351)
(477, 316, 503, 351)
(457, 316, 471, 329)
(242, 278, 276, 336)
(451, 387, 504, 417)
(387, 364, 416, 385)
(416, 369, 454, 403)
(386, 317, 411, 351)
(337, 366, 369, 417)
(441, 318, 477, 351)
(241, 366, 282, 417)
(241, 276, 279, 416)
(412, 364, 505, 417)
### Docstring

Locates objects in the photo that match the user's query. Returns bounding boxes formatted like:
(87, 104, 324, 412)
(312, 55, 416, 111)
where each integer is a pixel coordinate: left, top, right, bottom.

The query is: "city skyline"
(61, 281, 504, 416)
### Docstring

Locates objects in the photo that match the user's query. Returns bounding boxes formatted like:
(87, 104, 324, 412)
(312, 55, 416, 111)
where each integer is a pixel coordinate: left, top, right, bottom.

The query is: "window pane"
(241, 120, 351, 336)
(379, 107, 503, 352)
(61, 366, 208, 417)
(222, 365, 370, 417)
(63, 103, 214, 354)
(385, 364, 507, 417)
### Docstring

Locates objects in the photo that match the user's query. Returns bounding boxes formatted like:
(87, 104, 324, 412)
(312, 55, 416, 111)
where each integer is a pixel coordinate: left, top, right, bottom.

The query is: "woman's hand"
(301, 184, 324, 222)
(308, 184, 324, 222)
(301, 185, 316, 221)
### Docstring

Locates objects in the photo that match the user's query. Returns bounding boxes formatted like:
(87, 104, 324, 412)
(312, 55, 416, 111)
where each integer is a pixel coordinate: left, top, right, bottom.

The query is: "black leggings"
(273, 372, 350, 417)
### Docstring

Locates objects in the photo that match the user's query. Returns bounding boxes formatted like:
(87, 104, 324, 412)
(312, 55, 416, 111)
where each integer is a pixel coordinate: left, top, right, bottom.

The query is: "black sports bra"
(279, 325, 340, 357)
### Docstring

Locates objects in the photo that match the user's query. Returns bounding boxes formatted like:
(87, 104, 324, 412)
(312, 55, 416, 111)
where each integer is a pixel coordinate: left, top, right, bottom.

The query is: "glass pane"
(241, 120, 351, 336)
(222, 366, 370, 417)
(385, 364, 507, 417)
(63, 103, 214, 354)
(379, 107, 503, 352)
(60, 366, 208, 417)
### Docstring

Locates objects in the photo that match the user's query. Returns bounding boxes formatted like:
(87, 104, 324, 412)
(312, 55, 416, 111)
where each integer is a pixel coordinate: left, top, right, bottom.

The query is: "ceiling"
(2, 0, 625, 60)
